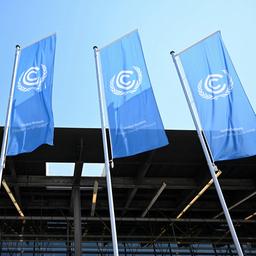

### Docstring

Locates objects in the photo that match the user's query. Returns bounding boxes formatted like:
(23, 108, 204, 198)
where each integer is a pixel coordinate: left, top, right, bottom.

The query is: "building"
(1, 128, 256, 255)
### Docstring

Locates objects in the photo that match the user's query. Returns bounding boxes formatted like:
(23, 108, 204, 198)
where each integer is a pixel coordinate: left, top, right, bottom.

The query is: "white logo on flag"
(17, 65, 47, 92)
(110, 66, 142, 96)
(198, 70, 233, 100)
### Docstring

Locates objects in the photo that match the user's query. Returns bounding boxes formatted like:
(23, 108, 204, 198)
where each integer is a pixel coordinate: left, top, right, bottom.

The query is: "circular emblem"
(110, 66, 142, 96)
(198, 70, 233, 100)
(17, 64, 47, 92)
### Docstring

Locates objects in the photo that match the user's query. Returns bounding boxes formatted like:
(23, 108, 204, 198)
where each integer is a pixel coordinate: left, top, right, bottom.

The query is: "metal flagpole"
(0, 45, 21, 187)
(170, 51, 244, 256)
(93, 46, 119, 256)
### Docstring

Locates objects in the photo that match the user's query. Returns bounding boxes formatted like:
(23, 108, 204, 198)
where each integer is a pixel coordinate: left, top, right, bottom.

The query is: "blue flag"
(7, 34, 56, 156)
(179, 31, 256, 161)
(100, 30, 168, 158)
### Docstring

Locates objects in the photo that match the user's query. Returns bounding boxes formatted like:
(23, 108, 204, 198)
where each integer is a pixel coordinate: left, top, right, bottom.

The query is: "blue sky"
(0, 0, 255, 130)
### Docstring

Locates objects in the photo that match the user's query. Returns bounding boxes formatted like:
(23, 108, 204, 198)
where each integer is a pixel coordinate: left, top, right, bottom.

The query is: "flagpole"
(93, 46, 119, 256)
(0, 45, 21, 187)
(170, 51, 244, 256)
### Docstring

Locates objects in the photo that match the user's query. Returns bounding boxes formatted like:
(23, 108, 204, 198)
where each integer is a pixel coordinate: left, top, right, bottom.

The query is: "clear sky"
(0, 0, 255, 130)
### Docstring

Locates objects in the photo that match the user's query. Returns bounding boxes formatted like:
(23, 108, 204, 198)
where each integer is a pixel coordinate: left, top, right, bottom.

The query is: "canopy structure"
(0, 128, 256, 255)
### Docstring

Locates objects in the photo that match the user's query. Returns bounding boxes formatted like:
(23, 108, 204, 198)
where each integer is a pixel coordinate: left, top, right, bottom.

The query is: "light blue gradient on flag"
(179, 31, 256, 161)
(7, 34, 56, 155)
(100, 30, 168, 158)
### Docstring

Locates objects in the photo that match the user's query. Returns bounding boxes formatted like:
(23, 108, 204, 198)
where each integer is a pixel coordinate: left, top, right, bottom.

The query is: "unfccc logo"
(110, 66, 142, 96)
(17, 65, 47, 92)
(198, 70, 233, 100)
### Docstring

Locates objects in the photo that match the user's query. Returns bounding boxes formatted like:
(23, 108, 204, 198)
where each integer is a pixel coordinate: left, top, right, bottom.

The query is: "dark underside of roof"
(0, 128, 256, 247)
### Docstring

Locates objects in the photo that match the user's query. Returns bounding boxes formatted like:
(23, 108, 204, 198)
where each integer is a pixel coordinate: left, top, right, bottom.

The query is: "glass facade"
(0, 241, 256, 255)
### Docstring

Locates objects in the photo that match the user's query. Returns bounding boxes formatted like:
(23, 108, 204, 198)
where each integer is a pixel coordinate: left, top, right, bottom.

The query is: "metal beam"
(7, 159, 22, 205)
(2, 200, 234, 212)
(176, 170, 222, 219)
(70, 161, 83, 213)
(141, 182, 166, 217)
(4, 175, 255, 191)
(1, 216, 255, 223)
(122, 152, 154, 216)
(91, 180, 99, 217)
(214, 191, 256, 219)
(1, 233, 255, 243)
(70, 138, 84, 213)
(4, 176, 196, 189)
(1, 179, 24, 218)
(1, 159, 25, 219)
(73, 162, 83, 185)
(73, 186, 81, 256)
(171, 167, 209, 218)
